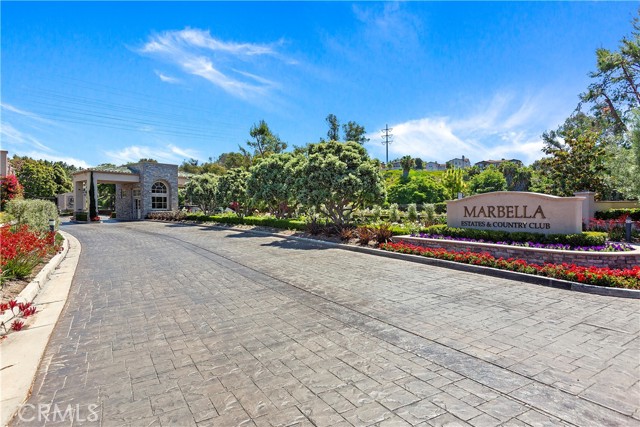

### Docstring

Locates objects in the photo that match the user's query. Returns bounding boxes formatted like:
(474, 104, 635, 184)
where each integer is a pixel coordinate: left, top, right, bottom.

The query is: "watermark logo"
(17, 403, 99, 423)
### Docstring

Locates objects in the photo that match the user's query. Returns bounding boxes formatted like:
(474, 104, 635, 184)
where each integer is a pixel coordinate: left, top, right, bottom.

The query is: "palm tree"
(400, 155, 414, 179)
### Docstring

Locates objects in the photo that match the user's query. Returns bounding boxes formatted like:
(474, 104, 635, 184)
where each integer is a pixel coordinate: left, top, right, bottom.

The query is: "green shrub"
(371, 205, 382, 222)
(434, 202, 447, 214)
(74, 212, 88, 221)
(423, 204, 436, 224)
(147, 211, 187, 221)
(407, 204, 418, 221)
(595, 208, 640, 221)
(5, 199, 59, 232)
(418, 225, 607, 246)
(388, 203, 401, 222)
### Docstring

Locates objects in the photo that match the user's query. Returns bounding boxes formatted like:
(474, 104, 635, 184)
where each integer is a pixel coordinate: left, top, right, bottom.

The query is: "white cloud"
(367, 92, 557, 165)
(1, 103, 57, 125)
(19, 151, 91, 169)
(139, 28, 290, 100)
(154, 70, 181, 84)
(1, 122, 53, 152)
(105, 144, 199, 164)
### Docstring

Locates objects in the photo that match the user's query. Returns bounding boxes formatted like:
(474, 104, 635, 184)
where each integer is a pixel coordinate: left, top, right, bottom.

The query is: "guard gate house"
(72, 162, 188, 220)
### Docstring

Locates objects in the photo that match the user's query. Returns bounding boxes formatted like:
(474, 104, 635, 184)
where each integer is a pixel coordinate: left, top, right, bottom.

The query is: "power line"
(381, 124, 393, 166)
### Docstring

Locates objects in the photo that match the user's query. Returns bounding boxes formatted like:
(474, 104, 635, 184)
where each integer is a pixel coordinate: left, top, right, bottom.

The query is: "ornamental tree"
(294, 141, 386, 226)
(442, 167, 466, 199)
(184, 173, 220, 214)
(247, 153, 301, 218)
(217, 168, 252, 217)
(16, 161, 57, 199)
(0, 175, 23, 210)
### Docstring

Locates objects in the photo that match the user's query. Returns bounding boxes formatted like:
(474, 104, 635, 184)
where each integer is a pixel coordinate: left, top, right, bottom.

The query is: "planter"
(393, 235, 640, 269)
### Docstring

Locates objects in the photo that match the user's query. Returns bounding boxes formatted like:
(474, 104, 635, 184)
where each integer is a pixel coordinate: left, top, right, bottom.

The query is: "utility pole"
(381, 124, 393, 166)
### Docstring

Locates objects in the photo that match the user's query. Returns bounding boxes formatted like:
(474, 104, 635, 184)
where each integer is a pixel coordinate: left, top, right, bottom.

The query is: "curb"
(0, 232, 70, 330)
(0, 230, 82, 427)
(163, 221, 640, 300)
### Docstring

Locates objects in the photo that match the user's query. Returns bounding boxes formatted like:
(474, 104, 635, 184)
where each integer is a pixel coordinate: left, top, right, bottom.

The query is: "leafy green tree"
(387, 177, 446, 204)
(400, 156, 414, 179)
(498, 162, 532, 191)
(469, 167, 507, 194)
(218, 168, 252, 217)
(604, 113, 640, 199)
(16, 161, 57, 199)
(541, 113, 609, 197)
(215, 152, 251, 170)
(580, 12, 640, 134)
(247, 153, 301, 218)
(243, 120, 287, 159)
(343, 121, 369, 145)
(53, 164, 72, 194)
(184, 173, 220, 214)
(294, 141, 386, 226)
(414, 158, 424, 170)
(97, 184, 115, 210)
(441, 167, 466, 199)
(325, 114, 340, 141)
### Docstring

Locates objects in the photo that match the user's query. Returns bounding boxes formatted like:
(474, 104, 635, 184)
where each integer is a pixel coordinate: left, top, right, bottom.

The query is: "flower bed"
(380, 241, 640, 289)
(411, 233, 633, 252)
(1, 225, 60, 282)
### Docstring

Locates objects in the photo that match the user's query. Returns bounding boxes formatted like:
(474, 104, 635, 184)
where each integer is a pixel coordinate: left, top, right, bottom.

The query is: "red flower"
(11, 320, 24, 331)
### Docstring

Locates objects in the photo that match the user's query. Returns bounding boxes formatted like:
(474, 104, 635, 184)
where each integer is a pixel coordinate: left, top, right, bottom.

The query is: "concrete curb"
(0, 231, 81, 427)
(167, 221, 640, 300)
(0, 233, 70, 330)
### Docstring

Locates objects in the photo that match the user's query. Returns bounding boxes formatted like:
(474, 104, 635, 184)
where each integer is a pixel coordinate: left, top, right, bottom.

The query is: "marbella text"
(461, 204, 551, 230)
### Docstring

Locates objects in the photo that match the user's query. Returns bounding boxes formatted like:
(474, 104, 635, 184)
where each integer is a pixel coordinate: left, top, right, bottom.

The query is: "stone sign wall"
(447, 192, 584, 235)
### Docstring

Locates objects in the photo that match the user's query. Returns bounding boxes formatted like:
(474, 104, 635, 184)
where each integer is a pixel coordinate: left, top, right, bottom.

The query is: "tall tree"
(498, 161, 532, 192)
(343, 121, 369, 145)
(294, 141, 385, 226)
(247, 153, 301, 218)
(16, 161, 57, 199)
(580, 11, 640, 135)
(184, 173, 220, 214)
(469, 167, 507, 194)
(217, 168, 252, 217)
(442, 168, 466, 199)
(400, 155, 414, 179)
(325, 114, 340, 141)
(541, 113, 609, 197)
(244, 120, 287, 158)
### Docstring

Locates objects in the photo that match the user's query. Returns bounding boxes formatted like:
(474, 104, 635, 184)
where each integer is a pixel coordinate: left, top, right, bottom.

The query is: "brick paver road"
(13, 221, 640, 426)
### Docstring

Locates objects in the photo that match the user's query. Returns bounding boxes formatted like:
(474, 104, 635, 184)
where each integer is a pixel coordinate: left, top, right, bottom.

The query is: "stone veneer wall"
(393, 236, 640, 270)
(115, 183, 136, 220)
(130, 163, 179, 219)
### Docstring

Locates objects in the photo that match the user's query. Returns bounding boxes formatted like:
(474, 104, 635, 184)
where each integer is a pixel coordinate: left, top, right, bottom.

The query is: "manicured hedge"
(5, 199, 59, 232)
(595, 208, 640, 221)
(184, 214, 307, 231)
(434, 202, 447, 214)
(419, 225, 607, 247)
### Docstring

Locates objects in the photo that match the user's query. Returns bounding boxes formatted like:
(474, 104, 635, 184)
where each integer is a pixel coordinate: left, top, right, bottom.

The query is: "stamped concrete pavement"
(12, 221, 640, 426)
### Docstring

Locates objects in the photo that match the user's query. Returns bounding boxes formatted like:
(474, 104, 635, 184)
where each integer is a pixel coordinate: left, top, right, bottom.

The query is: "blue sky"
(1, 2, 637, 168)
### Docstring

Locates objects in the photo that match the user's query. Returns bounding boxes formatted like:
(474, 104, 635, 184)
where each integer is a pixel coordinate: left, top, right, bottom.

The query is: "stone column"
(74, 180, 86, 214)
(574, 191, 596, 227)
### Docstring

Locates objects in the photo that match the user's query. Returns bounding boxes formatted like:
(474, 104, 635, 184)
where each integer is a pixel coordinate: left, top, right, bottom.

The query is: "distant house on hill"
(424, 161, 447, 171)
(474, 159, 523, 169)
(447, 156, 471, 169)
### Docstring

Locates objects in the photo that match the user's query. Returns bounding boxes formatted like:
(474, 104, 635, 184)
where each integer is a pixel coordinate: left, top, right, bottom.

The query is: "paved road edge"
(0, 231, 81, 427)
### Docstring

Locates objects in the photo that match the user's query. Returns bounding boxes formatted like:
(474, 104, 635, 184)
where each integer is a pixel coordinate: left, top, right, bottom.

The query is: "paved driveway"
(13, 221, 640, 426)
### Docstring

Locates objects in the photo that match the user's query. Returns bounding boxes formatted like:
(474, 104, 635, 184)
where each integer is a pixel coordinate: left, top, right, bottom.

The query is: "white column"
(74, 179, 85, 212)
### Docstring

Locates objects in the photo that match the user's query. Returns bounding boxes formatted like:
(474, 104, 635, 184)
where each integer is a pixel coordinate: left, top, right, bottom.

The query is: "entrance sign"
(447, 192, 584, 234)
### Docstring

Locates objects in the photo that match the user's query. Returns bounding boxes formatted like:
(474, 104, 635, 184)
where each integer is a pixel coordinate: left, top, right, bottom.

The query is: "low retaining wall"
(393, 236, 640, 269)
